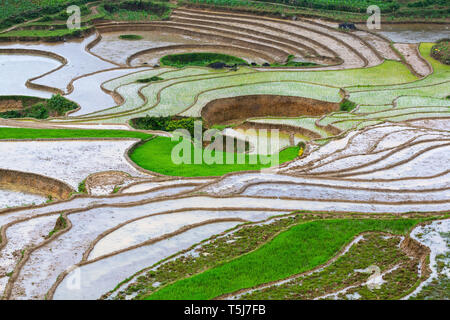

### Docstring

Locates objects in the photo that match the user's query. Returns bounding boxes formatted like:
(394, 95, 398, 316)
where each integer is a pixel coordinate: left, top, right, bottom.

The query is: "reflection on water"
(0, 188, 46, 208)
(92, 31, 267, 66)
(356, 23, 450, 43)
(0, 54, 60, 98)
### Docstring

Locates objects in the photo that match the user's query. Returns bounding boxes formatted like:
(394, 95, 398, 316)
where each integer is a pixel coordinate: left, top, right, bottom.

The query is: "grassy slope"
(130, 136, 299, 176)
(0, 27, 91, 38)
(145, 218, 419, 300)
(0, 0, 70, 21)
(181, 0, 450, 22)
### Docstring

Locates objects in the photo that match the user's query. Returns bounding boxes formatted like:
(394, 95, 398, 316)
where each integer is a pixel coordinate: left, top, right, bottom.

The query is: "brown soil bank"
(201, 95, 340, 126)
(0, 96, 46, 112)
(0, 169, 74, 200)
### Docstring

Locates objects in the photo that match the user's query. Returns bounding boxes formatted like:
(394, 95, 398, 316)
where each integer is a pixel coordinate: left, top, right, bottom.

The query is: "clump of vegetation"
(47, 214, 67, 238)
(340, 99, 357, 112)
(119, 34, 143, 40)
(131, 116, 201, 137)
(160, 52, 247, 68)
(0, 0, 91, 30)
(0, 95, 46, 109)
(78, 180, 87, 193)
(0, 95, 78, 119)
(431, 39, 450, 65)
(101, 0, 172, 21)
(46, 195, 54, 204)
(136, 76, 163, 83)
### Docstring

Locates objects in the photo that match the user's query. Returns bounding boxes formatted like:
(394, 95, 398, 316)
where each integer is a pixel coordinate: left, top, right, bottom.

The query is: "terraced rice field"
(0, 1, 448, 303)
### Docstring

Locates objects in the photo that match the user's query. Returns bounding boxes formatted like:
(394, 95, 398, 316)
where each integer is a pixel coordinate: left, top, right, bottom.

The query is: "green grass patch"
(145, 218, 419, 300)
(136, 76, 164, 83)
(129, 136, 299, 177)
(0, 26, 91, 38)
(160, 52, 247, 68)
(0, 127, 152, 140)
(119, 34, 143, 40)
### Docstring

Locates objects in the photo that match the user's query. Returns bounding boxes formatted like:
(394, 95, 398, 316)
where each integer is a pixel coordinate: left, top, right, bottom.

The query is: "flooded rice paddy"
(357, 23, 450, 43)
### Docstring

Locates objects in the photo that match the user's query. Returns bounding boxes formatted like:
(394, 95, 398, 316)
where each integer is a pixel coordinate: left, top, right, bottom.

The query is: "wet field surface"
(357, 23, 450, 43)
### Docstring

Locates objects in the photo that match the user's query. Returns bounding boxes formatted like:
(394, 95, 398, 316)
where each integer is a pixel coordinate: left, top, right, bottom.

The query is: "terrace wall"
(0, 169, 74, 200)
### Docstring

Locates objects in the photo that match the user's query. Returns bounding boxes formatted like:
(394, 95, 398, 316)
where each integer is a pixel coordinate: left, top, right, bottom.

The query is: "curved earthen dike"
(400, 233, 431, 278)
(201, 95, 340, 127)
(95, 23, 287, 62)
(0, 169, 74, 200)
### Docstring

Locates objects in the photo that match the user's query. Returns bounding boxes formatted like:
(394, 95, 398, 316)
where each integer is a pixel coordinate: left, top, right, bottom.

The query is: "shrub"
(160, 52, 247, 68)
(103, 0, 171, 17)
(340, 99, 357, 112)
(431, 39, 450, 65)
(131, 116, 202, 137)
(78, 180, 87, 193)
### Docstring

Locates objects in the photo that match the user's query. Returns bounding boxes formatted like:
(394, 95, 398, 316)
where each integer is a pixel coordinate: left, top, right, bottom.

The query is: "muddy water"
(92, 31, 265, 66)
(356, 23, 450, 43)
(0, 54, 60, 98)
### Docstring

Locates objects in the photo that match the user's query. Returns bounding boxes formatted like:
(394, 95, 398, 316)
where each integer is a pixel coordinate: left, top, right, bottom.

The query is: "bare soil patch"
(201, 95, 340, 126)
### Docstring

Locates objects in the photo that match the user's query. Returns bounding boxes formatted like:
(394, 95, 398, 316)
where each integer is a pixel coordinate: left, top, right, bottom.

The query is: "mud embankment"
(400, 234, 431, 278)
(0, 169, 74, 200)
